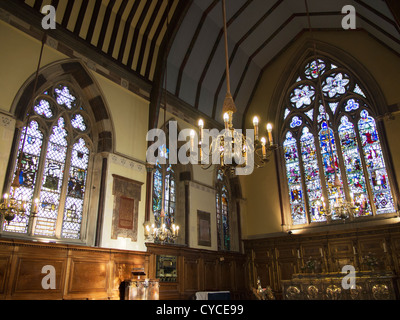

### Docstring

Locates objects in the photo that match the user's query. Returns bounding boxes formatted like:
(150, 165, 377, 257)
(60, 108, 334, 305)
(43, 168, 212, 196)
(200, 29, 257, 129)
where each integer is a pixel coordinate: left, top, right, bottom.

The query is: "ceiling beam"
(385, 0, 400, 32)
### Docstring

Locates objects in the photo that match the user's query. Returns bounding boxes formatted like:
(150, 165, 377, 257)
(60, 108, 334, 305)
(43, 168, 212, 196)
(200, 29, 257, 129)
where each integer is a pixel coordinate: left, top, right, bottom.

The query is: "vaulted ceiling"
(6, 0, 400, 127)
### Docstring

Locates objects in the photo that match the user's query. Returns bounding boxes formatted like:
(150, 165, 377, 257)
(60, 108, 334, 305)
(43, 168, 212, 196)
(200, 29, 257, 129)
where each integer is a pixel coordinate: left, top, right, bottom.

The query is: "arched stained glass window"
(152, 144, 176, 228)
(281, 56, 396, 226)
(3, 84, 92, 240)
(216, 168, 230, 251)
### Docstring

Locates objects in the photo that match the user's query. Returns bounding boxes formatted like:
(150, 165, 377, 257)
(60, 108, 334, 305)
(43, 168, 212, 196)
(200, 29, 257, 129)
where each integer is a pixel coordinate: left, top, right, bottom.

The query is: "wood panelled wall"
(146, 243, 250, 300)
(0, 239, 250, 300)
(244, 224, 400, 299)
(0, 239, 149, 300)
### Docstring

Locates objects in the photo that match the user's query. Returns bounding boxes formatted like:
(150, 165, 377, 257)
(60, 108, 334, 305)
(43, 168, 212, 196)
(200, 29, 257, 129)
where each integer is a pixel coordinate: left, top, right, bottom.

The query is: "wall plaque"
(112, 174, 143, 241)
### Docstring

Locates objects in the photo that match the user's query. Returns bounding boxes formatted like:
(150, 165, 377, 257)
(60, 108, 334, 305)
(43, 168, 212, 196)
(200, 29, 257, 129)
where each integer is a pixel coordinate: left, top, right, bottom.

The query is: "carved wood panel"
(183, 257, 199, 292)
(203, 258, 218, 291)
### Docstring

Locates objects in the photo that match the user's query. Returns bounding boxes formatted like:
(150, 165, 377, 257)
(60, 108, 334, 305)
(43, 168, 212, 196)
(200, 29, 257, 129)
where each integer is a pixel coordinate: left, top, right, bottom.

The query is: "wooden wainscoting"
(0, 239, 149, 300)
(244, 224, 400, 299)
(145, 243, 250, 300)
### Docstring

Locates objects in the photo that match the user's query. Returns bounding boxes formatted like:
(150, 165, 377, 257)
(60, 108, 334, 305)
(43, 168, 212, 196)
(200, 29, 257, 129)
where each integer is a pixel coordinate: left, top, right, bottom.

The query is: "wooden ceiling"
(9, 0, 400, 126)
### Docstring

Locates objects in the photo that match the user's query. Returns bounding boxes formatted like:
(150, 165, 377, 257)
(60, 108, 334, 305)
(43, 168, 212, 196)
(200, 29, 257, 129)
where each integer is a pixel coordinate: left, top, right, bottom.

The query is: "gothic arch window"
(3, 83, 93, 239)
(152, 144, 176, 228)
(216, 168, 230, 251)
(281, 56, 396, 226)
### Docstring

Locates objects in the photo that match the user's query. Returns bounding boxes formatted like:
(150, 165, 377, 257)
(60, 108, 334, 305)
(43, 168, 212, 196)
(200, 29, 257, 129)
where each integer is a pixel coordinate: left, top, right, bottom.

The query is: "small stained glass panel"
(71, 114, 87, 132)
(322, 73, 350, 98)
(34, 99, 53, 119)
(290, 85, 315, 109)
(54, 85, 77, 109)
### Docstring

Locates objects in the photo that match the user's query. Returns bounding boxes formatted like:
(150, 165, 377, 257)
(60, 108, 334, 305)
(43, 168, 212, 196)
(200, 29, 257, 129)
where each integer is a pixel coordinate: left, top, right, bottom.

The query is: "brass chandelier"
(195, 0, 277, 176)
(144, 210, 180, 244)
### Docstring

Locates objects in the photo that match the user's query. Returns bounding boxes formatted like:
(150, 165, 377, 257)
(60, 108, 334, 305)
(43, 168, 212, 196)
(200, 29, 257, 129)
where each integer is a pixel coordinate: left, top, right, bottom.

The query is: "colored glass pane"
(3, 121, 43, 233)
(36, 117, 68, 237)
(319, 123, 344, 219)
(358, 110, 395, 214)
(300, 128, 325, 222)
(283, 132, 307, 225)
(62, 138, 90, 239)
(338, 117, 371, 217)
(290, 116, 302, 128)
(54, 85, 77, 109)
(290, 85, 315, 109)
(71, 114, 87, 131)
(34, 99, 53, 118)
(322, 73, 350, 98)
(304, 59, 326, 79)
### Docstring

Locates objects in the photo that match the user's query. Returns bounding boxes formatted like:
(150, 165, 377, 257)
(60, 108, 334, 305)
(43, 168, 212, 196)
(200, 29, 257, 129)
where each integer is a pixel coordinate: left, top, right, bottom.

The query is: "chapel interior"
(0, 0, 400, 301)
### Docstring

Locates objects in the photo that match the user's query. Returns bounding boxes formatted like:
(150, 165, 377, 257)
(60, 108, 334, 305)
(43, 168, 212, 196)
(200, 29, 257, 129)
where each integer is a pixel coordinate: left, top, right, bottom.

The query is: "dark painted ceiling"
(10, 0, 400, 127)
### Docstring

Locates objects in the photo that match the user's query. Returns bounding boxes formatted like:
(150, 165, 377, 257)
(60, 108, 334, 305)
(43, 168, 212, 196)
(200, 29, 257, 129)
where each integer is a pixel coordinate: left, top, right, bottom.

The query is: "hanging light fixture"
(144, 209, 180, 244)
(0, 34, 47, 224)
(144, 1, 180, 244)
(195, 0, 277, 176)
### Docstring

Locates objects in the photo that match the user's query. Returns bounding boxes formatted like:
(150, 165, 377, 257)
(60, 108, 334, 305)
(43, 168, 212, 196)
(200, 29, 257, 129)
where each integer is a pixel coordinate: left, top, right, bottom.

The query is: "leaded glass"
(3, 121, 43, 233)
(317, 105, 330, 123)
(34, 99, 53, 119)
(282, 55, 395, 226)
(319, 123, 344, 219)
(216, 193, 221, 250)
(62, 139, 90, 239)
(290, 116, 302, 128)
(358, 110, 395, 214)
(329, 102, 339, 114)
(216, 169, 230, 251)
(338, 116, 371, 217)
(36, 117, 68, 237)
(305, 109, 314, 120)
(354, 84, 366, 98)
(152, 164, 163, 225)
(322, 73, 350, 98)
(71, 114, 87, 132)
(164, 165, 175, 227)
(290, 85, 315, 109)
(54, 85, 77, 109)
(221, 185, 230, 251)
(300, 128, 325, 222)
(284, 109, 291, 119)
(304, 59, 326, 79)
(344, 99, 360, 112)
(4, 83, 92, 241)
(284, 132, 307, 225)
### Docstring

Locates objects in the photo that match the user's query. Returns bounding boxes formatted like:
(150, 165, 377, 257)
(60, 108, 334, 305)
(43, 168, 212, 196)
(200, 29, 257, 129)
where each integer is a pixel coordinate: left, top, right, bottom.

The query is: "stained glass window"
(281, 56, 396, 226)
(338, 116, 371, 217)
(216, 169, 230, 250)
(4, 121, 43, 234)
(284, 132, 307, 225)
(3, 84, 92, 240)
(358, 110, 395, 214)
(152, 144, 176, 228)
(300, 128, 324, 222)
(62, 138, 90, 239)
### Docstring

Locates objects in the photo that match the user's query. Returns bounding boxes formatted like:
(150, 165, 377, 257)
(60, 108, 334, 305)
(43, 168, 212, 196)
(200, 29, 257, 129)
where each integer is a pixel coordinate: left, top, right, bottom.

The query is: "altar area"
(281, 271, 398, 300)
